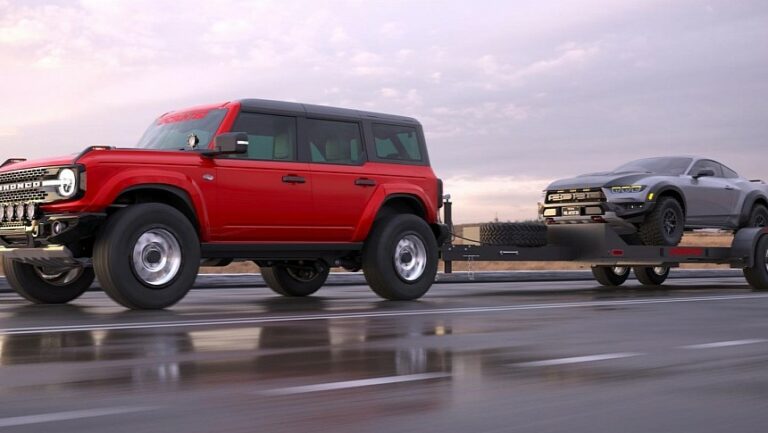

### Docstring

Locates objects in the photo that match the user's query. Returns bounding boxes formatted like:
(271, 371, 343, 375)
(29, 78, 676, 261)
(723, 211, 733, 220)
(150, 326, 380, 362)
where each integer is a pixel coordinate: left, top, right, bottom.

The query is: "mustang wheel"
(262, 262, 330, 297)
(591, 266, 630, 286)
(633, 266, 670, 285)
(362, 214, 438, 300)
(93, 203, 200, 310)
(638, 197, 684, 246)
(3, 257, 94, 304)
(748, 204, 768, 228)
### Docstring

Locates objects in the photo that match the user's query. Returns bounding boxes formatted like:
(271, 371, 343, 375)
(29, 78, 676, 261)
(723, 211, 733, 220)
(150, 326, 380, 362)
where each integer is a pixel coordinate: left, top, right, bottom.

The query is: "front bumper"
(0, 213, 104, 249)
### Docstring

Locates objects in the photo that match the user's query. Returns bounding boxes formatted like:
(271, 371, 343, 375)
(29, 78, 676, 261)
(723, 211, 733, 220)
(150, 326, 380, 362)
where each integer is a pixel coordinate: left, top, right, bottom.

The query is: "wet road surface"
(1, 276, 767, 432)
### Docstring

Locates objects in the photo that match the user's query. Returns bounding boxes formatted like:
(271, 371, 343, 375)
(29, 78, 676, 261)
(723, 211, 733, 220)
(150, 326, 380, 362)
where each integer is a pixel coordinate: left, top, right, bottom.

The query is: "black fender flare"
(646, 183, 687, 214)
(738, 191, 768, 226)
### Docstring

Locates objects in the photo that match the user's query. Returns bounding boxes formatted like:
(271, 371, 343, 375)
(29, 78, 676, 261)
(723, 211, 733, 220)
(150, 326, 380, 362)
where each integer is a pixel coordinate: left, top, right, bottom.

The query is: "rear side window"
(689, 160, 723, 177)
(373, 124, 423, 162)
(305, 119, 364, 165)
(229, 113, 297, 161)
(721, 164, 739, 179)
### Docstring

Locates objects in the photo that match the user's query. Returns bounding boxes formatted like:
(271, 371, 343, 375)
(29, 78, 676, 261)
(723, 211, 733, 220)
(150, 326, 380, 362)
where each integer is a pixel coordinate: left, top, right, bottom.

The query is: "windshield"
(613, 157, 692, 175)
(137, 108, 227, 150)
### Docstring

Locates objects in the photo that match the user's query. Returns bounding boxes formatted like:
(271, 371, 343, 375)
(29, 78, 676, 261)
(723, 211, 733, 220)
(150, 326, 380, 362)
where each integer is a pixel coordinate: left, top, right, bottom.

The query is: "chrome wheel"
(34, 267, 85, 286)
(612, 266, 628, 276)
(653, 266, 668, 276)
(394, 234, 427, 282)
(131, 228, 182, 287)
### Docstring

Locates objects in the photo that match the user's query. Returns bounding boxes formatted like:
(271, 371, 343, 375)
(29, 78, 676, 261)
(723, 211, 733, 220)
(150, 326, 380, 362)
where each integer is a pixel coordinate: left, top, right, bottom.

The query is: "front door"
(682, 159, 740, 227)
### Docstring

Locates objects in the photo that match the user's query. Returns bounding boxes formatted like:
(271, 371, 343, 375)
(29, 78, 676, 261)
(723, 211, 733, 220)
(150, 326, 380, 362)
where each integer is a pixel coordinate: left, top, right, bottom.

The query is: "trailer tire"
(744, 235, 768, 291)
(3, 257, 94, 304)
(479, 223, 547, 247)
(633, 266, 670, 285)
(591, 266, 630, 286)
(262, 262, 329, 297)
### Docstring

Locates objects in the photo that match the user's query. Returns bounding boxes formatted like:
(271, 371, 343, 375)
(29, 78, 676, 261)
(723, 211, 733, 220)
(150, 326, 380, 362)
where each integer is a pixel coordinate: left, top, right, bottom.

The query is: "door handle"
(355, 178, 376, 187)
(282, 175, 306, 184)
(725, 185, 735, 190)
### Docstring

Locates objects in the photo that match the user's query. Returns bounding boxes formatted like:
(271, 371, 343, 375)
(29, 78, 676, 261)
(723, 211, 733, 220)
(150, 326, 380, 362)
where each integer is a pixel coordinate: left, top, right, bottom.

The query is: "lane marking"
(0, 407, 153, 428)
(2, 293, 768, 336)
(681, 339, 768, 350)
(512, 352, 643, 367)
(257, 373, 450, 396)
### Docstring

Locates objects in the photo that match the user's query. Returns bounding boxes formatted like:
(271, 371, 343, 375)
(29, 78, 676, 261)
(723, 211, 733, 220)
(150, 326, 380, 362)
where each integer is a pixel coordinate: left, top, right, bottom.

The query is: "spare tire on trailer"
(479, 223, 547, 247)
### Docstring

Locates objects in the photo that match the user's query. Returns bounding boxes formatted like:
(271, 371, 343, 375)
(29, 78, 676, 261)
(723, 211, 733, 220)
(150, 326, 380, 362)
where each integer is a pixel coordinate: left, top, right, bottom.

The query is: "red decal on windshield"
(158, 110, 209, 124)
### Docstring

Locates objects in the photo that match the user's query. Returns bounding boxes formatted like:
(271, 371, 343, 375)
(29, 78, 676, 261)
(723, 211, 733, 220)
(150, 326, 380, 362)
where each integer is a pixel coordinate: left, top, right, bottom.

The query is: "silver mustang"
(540, 156, 768, 245)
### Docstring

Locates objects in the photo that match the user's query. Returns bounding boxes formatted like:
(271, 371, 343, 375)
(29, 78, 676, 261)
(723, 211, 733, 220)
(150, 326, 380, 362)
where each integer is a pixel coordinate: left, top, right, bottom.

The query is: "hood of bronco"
(0, 155, 79, 173)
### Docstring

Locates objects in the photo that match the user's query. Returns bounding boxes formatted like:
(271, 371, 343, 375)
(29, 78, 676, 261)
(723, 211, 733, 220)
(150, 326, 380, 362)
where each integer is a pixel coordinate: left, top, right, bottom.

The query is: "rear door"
(213, 112, 315, 242)
(682, 159, 740, 227)
(303, 118, 374, 242)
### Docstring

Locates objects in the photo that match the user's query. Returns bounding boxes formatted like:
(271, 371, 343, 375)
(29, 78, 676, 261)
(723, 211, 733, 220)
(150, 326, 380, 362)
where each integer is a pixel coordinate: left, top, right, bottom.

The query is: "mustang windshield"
(137, 108, 226, 150)
(613, 157, 692, 176)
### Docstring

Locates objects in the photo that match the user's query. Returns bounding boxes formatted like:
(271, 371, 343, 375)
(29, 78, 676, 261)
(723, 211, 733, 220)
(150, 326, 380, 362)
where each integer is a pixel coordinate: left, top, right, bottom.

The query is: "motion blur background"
(1, 0, 767, 222)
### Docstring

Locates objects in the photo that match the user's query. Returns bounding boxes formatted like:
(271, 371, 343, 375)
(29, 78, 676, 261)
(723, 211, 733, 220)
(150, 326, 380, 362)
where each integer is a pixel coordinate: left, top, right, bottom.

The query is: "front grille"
(0, 168, 47, 184)
(0, 190, 46, 204)
(545, 188, 605, 204)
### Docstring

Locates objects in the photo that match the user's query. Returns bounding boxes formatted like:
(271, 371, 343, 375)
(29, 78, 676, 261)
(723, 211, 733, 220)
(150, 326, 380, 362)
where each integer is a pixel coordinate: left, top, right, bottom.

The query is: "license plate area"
(563, 206, 581, 216)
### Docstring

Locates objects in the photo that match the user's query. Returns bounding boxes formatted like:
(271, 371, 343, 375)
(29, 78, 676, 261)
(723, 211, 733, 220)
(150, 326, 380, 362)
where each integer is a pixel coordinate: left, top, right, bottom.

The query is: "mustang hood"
(546, 171, 651, 190)
(0, 155, 78, 173)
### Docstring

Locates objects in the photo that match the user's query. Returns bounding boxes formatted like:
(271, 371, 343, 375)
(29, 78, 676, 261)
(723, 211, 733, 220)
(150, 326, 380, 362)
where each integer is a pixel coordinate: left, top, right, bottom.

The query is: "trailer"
(439, 197, 768, 289)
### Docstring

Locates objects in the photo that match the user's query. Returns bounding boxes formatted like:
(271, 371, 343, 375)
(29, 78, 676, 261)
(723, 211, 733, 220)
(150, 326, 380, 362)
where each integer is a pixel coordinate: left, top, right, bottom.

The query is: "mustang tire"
(633, 266, 670, 285)
(591, 266, 630, 286)
(3, 257, 94, 304)
(93, 203, 200, 310)
(479, 223, 547, 247)
(262, 262, 330, 297)
(748, 204, 768, 228)
(362, 214, 438, 301)
(638, 197, 684, 246)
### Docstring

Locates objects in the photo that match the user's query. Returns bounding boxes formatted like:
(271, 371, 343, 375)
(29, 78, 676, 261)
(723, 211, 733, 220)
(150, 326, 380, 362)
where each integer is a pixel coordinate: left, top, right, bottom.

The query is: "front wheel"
(3, 257, 94, 304)
(93, 203, 200, 310)
(638, 197, 685, 246)
(591, 266, 630, 287)
(262, 262, 330, 297)
(362, 214, 438, 300)
(633, 266, 670, 285)
(747, 204, 768, 228)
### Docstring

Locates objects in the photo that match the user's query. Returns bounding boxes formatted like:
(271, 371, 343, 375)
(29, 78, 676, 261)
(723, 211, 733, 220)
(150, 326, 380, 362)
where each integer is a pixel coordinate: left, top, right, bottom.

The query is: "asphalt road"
(1, 276, 767, 432)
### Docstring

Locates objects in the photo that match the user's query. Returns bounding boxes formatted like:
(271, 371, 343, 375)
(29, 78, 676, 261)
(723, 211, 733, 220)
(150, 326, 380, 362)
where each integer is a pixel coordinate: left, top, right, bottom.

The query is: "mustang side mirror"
(692, 168, 715, 179)
(202, 133, 249, 156)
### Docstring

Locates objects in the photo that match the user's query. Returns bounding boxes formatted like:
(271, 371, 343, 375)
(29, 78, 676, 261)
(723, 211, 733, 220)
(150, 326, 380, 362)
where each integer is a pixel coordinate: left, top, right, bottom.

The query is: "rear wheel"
(362, 214, 438, 300)
(744, 235, 768, 291)
(93, 203, 200, 310)
(262, 262, 330, 297)
(633, 266, 670, 285)
(638, 197, 684, 246)
(3, 257, 94, 304)
(747, 204, 768, 227)
(591, 266, 630, 287)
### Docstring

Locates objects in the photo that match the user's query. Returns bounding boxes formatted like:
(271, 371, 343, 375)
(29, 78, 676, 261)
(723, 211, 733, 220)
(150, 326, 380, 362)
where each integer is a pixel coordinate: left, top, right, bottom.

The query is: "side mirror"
(692, 168, 715, 179)
(203, 133, 248, 156)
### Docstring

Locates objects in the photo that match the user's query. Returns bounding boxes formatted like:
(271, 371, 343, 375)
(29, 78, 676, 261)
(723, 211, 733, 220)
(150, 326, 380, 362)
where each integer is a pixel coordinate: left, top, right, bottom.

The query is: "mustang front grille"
(545, 188, 605, 204)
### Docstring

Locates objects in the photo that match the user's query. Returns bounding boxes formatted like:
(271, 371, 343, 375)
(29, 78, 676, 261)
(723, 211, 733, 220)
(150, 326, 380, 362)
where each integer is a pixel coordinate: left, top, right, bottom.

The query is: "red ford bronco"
(0, 99, 447, 309)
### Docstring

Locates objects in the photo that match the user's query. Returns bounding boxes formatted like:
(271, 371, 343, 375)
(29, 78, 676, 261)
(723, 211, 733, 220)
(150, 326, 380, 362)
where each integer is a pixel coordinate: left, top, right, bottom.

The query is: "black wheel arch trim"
(738, 191, 768, 227)
(647, 183, 687, 214)
(115, 184, 200, 231)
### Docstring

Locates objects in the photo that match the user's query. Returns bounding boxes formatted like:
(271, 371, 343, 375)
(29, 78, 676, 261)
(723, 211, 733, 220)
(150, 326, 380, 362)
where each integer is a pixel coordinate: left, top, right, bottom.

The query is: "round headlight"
(57, 168, 77, 197)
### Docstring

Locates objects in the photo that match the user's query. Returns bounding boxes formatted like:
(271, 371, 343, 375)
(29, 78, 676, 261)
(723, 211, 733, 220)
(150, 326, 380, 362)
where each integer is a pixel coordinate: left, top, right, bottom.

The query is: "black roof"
(238, 98, 420, 125)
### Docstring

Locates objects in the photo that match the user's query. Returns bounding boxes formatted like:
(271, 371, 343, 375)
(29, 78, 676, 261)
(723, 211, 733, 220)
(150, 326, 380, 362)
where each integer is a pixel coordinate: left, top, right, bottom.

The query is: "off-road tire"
(479, 223, 547, 247)
(744, 235, 768, 291)
(591, 266, 630, 286)
(638, 197, 684, 246)
(262, 263, 330, 297)
(3, 257, 94, 304)
(362, 214, 438, 300)
(747, 204, 768, 228)
(633, 266, 670, 285)
(93, 203, 200, 310)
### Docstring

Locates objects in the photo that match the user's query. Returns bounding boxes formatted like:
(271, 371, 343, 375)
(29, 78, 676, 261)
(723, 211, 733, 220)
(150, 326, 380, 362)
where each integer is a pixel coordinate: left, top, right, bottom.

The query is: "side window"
(689, 160, 723, 177)
(305, 119, 364, 165)
(720, 164, 739, 179)
(229, 113, 297, 161)
(373, 124, 423, 161)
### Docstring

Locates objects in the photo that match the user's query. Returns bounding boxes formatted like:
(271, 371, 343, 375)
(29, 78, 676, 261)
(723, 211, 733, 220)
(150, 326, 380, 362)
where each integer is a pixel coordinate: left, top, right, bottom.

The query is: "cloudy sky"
(1, 0, 767, 222)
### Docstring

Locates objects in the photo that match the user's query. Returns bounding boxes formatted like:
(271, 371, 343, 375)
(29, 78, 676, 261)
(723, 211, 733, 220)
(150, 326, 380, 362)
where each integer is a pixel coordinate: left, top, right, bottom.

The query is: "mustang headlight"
(57, 168, 77, 198)
(609, 185, 646, 194)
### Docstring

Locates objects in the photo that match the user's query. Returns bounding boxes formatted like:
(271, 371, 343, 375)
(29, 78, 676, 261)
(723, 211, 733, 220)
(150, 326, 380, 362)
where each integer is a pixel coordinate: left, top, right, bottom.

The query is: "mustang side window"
(373, 124, 423, 162)
(305, 119, 364, 165)
(229, 113, 297, 161)
(689, 160, 723, 177)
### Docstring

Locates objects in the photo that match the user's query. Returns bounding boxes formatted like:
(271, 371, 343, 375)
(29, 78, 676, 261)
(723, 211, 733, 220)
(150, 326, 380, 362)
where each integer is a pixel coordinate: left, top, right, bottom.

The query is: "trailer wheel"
(744, 235, 768, 291)
(362, 214, 438, 300)
(262, 262, 330, 297)
(479, 223, 547, 247)
(591, 266, 630, 286)
(633, 266, 670, 285)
